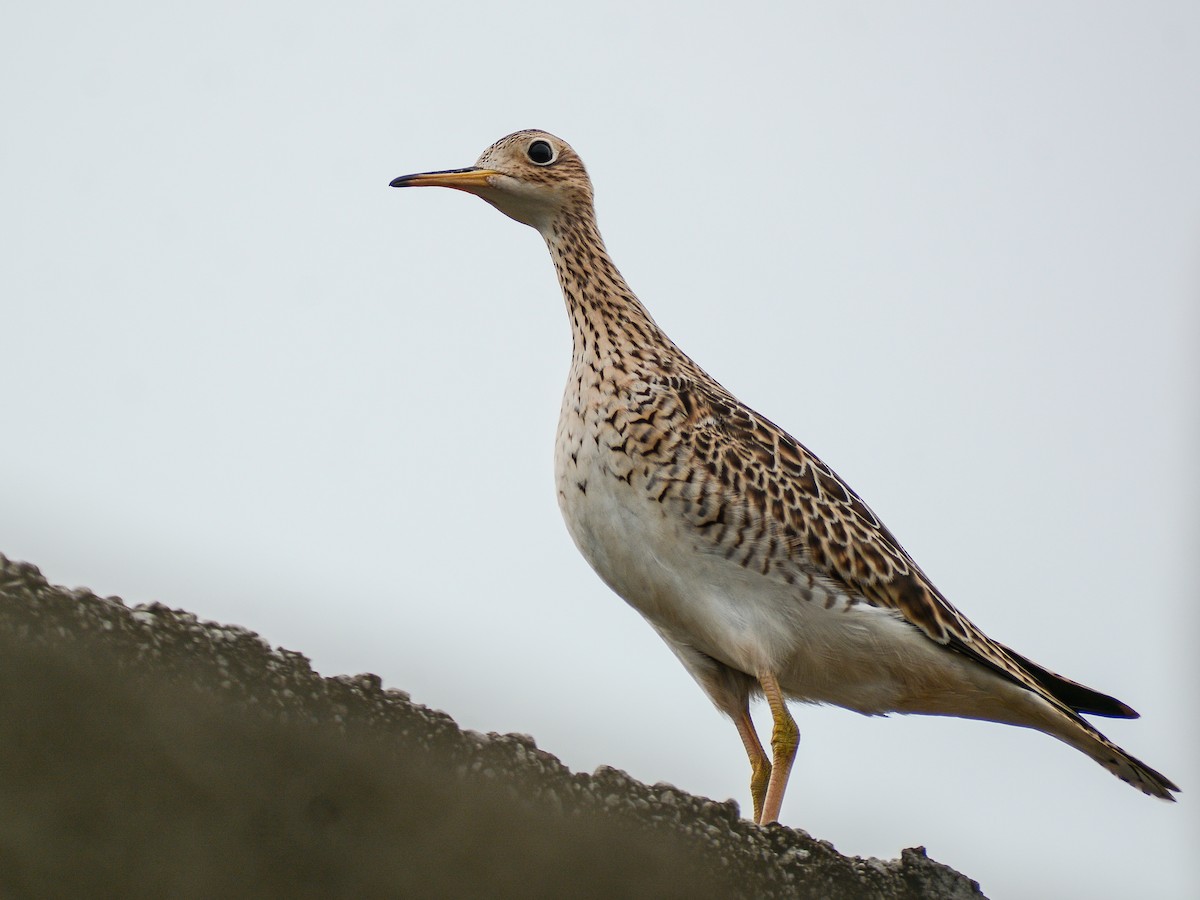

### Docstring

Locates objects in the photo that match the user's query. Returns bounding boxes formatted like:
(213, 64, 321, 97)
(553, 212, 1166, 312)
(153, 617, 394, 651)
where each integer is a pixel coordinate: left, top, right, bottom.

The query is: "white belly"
(554, 432, 1015, 719)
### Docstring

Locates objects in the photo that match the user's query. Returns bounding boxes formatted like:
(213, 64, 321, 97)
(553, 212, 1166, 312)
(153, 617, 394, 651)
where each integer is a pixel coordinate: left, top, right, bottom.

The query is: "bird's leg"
(733, 704, 772, 824)
(757, 671, 799, 825)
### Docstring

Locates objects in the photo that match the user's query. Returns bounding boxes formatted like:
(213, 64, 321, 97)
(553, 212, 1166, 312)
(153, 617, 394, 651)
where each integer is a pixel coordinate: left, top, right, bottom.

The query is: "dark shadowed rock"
(0, 553, 986, 899)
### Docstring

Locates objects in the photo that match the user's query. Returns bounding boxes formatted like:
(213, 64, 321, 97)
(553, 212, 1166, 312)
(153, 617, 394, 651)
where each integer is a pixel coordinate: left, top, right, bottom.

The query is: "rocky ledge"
(0, 553, 984, 899)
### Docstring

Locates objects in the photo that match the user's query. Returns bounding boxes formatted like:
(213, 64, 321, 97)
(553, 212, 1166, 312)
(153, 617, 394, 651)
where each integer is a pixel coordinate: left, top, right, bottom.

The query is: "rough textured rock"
(0, 553, 986, 899)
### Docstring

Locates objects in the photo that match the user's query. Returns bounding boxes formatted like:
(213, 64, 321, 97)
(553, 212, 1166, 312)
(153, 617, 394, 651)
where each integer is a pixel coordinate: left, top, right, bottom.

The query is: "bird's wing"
(658, 374, 1070, 702)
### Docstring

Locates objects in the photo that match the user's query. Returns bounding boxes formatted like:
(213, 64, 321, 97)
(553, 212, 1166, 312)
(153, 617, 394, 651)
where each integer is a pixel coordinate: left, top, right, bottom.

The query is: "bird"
(389, 129, 1179, 824)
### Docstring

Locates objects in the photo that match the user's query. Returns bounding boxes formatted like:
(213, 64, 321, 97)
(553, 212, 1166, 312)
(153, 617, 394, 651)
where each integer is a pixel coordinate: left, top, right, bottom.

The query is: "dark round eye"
(527, 140, 555, 165)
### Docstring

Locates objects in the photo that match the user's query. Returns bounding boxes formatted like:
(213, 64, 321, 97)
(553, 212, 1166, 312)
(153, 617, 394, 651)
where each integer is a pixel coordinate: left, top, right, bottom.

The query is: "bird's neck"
(542, 209, 676, 369)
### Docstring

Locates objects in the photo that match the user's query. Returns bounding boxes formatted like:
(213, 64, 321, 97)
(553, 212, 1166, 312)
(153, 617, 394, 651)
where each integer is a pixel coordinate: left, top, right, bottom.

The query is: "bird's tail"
(1050, 711, 1179, 800)
(989, 640, 1178, 799)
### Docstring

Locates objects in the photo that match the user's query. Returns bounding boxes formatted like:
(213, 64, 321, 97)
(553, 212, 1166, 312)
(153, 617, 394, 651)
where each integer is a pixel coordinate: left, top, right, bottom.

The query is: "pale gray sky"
(2, 2, 1197, 897)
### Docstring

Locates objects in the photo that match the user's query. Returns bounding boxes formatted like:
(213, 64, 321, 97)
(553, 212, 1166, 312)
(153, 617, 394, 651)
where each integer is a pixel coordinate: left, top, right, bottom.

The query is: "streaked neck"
(542, 207, 675, 367)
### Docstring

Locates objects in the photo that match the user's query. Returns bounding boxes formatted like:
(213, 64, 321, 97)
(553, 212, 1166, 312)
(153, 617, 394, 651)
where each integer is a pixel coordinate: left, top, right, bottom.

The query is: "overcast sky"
(2, 2, 1197, 897)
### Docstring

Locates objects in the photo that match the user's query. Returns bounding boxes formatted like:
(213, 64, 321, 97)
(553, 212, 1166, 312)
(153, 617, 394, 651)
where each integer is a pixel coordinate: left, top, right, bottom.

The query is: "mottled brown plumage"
(390, 130, 1179, 823)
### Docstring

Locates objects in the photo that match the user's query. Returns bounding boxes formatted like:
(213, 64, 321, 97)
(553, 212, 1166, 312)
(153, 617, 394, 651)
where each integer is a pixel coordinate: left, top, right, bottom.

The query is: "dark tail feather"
(1002, 644, 1139, 719)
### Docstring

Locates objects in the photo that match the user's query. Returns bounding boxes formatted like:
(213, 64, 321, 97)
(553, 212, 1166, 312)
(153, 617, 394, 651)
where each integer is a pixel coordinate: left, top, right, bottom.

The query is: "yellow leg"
(757, 671, 799, 825)
(733, 706, 772, 823)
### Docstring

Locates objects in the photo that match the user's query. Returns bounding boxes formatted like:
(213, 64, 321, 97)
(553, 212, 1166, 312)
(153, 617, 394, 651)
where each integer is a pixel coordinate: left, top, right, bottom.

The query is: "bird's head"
(390, 130, 594, 234)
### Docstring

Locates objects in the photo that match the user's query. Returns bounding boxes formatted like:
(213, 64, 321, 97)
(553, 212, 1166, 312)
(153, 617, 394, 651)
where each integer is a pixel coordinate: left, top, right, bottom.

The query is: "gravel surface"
(0, 553, 986, 899)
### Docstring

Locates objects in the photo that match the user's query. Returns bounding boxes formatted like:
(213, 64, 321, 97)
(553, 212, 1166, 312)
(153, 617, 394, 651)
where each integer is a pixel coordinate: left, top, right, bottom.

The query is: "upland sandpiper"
(390, 130, 1178, 824)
